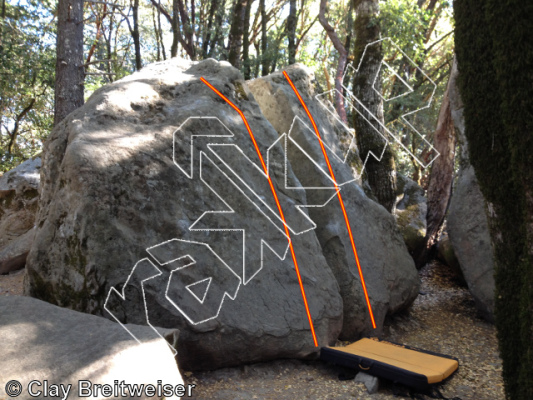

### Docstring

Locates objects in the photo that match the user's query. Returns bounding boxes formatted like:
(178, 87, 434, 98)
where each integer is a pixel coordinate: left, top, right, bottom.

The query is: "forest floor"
(0, 260, 504, 399)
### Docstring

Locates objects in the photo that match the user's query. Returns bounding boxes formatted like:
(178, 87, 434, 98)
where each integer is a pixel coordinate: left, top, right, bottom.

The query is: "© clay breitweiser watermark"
(2, 380, 195, 399)
(104, 37, 437, 353)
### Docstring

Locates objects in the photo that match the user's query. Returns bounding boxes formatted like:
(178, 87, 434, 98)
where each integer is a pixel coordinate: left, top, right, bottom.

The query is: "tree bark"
(413, 57, 457, 268)
(228, 0, 247, 69)
(352, 0, 396, 212)
(242, 0, 254, 79)
(131, 0, 142, 70)
(260, 0, 267, 75)
(202, 0, 219, 58)
(208, 0, 227, 58)
(319, 0, 348, 124)
(287, 0, 297, 65)
(54, 0, 84, 127)
(156, 0, 166, 60)
(455, 0, 533, 398)
(170, 0, 179, 57)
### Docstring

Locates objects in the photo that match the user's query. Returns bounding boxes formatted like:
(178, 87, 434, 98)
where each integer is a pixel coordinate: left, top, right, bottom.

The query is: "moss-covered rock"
(393, 173, 427, 254)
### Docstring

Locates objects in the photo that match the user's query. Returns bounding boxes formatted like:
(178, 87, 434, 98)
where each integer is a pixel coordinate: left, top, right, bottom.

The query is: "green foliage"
(0, 0, 454, 184)
(0, 0, 55, 172)
(455, 0, 533, 398)
(374, 0, 454, 184)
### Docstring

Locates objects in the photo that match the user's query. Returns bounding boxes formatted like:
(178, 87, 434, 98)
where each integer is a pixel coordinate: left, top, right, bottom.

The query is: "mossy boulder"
(393, 173, 427, 254)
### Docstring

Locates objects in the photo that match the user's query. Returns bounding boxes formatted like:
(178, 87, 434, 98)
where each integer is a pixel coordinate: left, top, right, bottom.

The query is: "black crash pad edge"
(320, 340, 459, 391)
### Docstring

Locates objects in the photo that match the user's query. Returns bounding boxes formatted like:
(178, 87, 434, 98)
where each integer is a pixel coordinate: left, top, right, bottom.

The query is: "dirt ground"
(0, 260, 504, 399)
(185, 261, 504, 400)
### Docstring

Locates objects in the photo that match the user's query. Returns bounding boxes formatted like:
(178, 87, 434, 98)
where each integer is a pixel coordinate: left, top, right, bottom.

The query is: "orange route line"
(283, 70, 377, 329)
(200, 77, 319, 347)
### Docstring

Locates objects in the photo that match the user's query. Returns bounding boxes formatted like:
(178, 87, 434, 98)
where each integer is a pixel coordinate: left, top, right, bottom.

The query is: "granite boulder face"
(25, 58, 419, 370)
(25, 58, 342, 370)
(447, 62, 495, 322)
(0, 156, 40, 274)
(0, 296, 185, 400)
(248, 65, 420, 340)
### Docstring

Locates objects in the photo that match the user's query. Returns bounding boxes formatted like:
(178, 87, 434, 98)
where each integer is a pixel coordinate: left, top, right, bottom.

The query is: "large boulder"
(447, 62, 495, 322)
(393, 173, 427, 254)
(0, 156, 40, 274)
(25, 59, 419, 370)
(248, 64, 419, 339)
(0, 296, 185, 400)
(25, 58, 343, 370)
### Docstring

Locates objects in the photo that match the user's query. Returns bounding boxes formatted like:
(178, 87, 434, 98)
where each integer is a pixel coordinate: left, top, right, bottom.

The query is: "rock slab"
(0, 296, 184, 400)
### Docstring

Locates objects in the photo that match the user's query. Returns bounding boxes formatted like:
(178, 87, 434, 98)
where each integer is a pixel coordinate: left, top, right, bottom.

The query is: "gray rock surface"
(447, 63, 495, 322)
(248, 65, 419, 339)
(355, 371, 379, 394)
(394, 173, 427, 254)
(0, 156, 41, 273)
(436, 226, 464, 283)
(447, 166, 495, 321)
(0, 295, 184, 400)
(25, 58, 343, 370)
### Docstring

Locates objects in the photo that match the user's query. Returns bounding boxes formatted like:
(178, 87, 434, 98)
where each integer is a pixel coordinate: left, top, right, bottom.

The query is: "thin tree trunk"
(157, 0, 166, 60)
(171, 0, 179, 57)
(228, 0, 247, 68)
(202, 0, 219, 58)
(260, 0, 267, 76)
(54, 0, 84, 126)
(152, 6, 161, 61)
(131, 0, 142, 70)
(242, 0, 253, 79)
(287, 0, 297, 65)
(7, 98, 36, 155)
(413, 58, 457, 268)
(208, 0, 226, 58)
(269, 28, 286, 73)
(352, 0, 397, 212)
(319, 0, 348, 124)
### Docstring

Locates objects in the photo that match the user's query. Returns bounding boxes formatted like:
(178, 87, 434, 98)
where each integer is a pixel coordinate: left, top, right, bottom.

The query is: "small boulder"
(394, 173, 427, 254)
(355, 371, 379, 394)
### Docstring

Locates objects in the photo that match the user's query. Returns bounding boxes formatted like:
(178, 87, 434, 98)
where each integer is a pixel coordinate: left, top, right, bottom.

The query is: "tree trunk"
(202, 0, 219, 58)
(352, 0, 396, 212)
(413, 58, 457, 268)
(171, 0, 179, 57)
(319, 0, 348, 124)
(260, 0, 267, 76)
(242, 0, 253, 79)
(131, 0, 142, 70)
(54, 0, 84, 127)
(208, 0, 226, 58)
(455, 1, 533, 398)
(157, 0, 166, 60)
(228, 0, 247, 69)
(287, 0, 297, 65)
